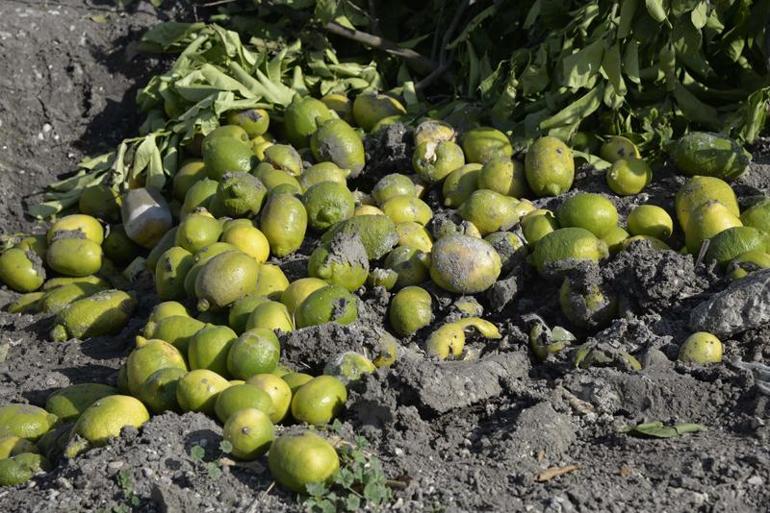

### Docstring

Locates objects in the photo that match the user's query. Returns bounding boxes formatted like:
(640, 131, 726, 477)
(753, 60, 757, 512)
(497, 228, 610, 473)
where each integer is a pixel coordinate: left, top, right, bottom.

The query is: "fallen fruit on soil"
(223, 408, 274, 460)
(291, 375, 348, 425)
(430, 235, 501, 294)
(71, 395, 150, 446)
(678, 332, 723, 364)
(268, 431, 340, 493)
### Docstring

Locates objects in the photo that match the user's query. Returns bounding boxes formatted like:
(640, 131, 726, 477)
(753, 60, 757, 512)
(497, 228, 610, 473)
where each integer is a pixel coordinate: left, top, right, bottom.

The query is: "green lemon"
(188, 325, 238, 377)
(227, 328, 281, 379)
(102, 224, 141, 266)
(430, 235, 501, 294)
(290, 376, 347, 426)
(321, 215, 399, 260)
(705, 226, 768, 266)
(352, 92, 406, 132)
(145, 315, 205, 354)
(684, 200, 743, 254)
(0, 453, 49, 486)
(0, 404, 57, 441)
(414, 119, 456, 146)
(259, 193, 308, 257)
(606, 158, 652, 196)
(280, 278, 328, 315)
(222, 221, 271, 264)
(155, 246, 194, 301)
(321, 93, 353, 123)
(47, 214, 104, 245)
(524, 136, 574, 197)
(395, 222, 433, 253)
(599, 136, 640, 163)
(195, 251, 260, 312)
(0, 248, 45, 292)
(678, 332, 722, 364)
(295, 285, 358, 328)
(263, 144, 303, 177)
(245, 301, 294, 334)
(459, 189, 521, 236)
(442, 164, 482, 207)
(172, 160, 208, 202)
(180, 178, 218, 217)
(531, 227, 609, 276)
(223, 408, 274, 460)
(727, 250, 770, 279)
(601, 225, 630, 254)
(45, 383, 117, 423)
(246, 374, 292, 423)
(310, 119, 366, 178)
(282, 372, 314, 393)
(299, 162, 348, 190)
(202, 132, 255, 181)
(226, 108, 270, 138)
(372, 174, 417, 206)
(72, 395, 149, 445)
(675, 176, 740, 232)
(126, 337, 188, 396)
(215, 384, 274, 424)
(176, 369, 230, 415)
(389, 286, 432, 337)
(175, 212, 222, 254)
(217, 172, 268, 218)
(268, 431, 340, 492)
(254, 264, 290, 300)
(477, 158, 528, 198)
(0, 436, 38, 460)
(253, 163, 302, 194)
(139, 367, 186, 413)
(621, 235, 670, 252)
(461, 127, 513, 164)
(382, 195, 433, 226)
(557, 193, 619, 238)
(228, 294, 269, 334)
(413, 140, 466, 183)
(46, 237, 102, 277)
(303, 182, 356, 231)
(740, 198, 770, 232)
(627, 204, 674, 240)
(559, 277, 617, 329)
(284, 96, 335, 148)
(522, 210, 558, 245)
(384, 247, 430, 289)
(307, 233, 369, 292)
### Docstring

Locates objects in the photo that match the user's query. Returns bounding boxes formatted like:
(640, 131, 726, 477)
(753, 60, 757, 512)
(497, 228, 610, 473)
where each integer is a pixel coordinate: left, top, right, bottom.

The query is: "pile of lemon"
(0, 91, 767, 492)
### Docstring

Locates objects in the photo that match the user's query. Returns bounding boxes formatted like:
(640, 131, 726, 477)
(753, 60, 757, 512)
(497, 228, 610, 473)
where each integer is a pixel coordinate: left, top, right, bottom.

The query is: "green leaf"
(447, 5, 498, 50)
(305, 482, 329, 498)
(625, 421, 706, 438)
(673, 82, 720, 129)
(601, 43, 626, 97)
(540, 84, 605, 132)
(345, 495, 361, 511)
(524, 0, 541, 29)
(562, 39, 606, 89)
(618, 0, 638, 39)
(574, 150, 612, 170)
(690, 1, 709, 29)
(623, 40, 641, 85)
(140, 22, 206, 52)
(189, 445, 205, 461)
(644, 0, 669, 24)
(521, 47, 550, 96)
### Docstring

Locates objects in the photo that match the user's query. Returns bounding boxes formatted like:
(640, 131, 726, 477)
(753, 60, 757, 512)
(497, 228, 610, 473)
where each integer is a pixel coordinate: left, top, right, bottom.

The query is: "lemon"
(727, 250, 770, 279)
(295, 285, 358, 328)
(282, 372, 314, 393)
(524, 136, 574, 197)
(382, 195, 433, 226)
(0, 436, 38, 459)
(0, 453, 49, 486)
(477, 158, 528, 198)
(372, 174, 417, 206)
(245, 300, 294, 334)
(599, 136, 640, 163)
(284, 96, 335, 148)
(310, 119, 366, 178)
(299, 162, 348, 190)
(217, 172, 268, 218)
(740, 198, 770, 232)
(45, 383, 117, 422)
(0, 248, 46, 292)
(458, 189, 520, 236)
(195, 251, 260, 312)
(203, 132, 255, 181)
(705, 226, 768, 266)
(461, 127, 513, 164)
(253, 163, 302, 194)
(223, 408, 274, 460)
(601, 225, 630, 254)
(413, 141, 466, 183)
(290, 376, 347, 426)
(47, 214, 104, 245)
(254, 264, 290, 299)
(0, 405, 57, 441)
(176, 370, 230, 415)
(531, 227, 609, 276)
(385, 247, 430, 289)
(72, 395, 149, 445)
(215, 384, 274, 424)
(606, 158, 652, 195)
(280, 278, 328, 315)
(221, 221, 271, 263)
(46, 237, 102, 277)
(321, 93, 353, 122)
(685, 200, 743, 253)
(188, 325, 237, 377)
(246, 374, 292, 423)
(675, 176, 740, 232)
(678, 332, 722, 364)
(395, 222, 433, 253)
(430, 235, 501, 294)
(353, 92, 406, 132)
(139, 367, 186, 413)
(227, 328, 281, 379)
(259, 193, 308, 257)
(145, 315, 205, 354)
(557, 193, 618, 237)
(268, 431, 340, 492)
(155, 246, 194, 301)
(389, 286, 432, 337)
(172, 160, 208, 201)
(303, 182, 356, 231)
(126, 337, 188, 396)
(627, 205, 674, 240)
(521, 210, 558, 245)
(442, 164, 482, 207)
(175, 212, 222, 254)
(226, 108, 270, 138)
(321, 215, 399, 260)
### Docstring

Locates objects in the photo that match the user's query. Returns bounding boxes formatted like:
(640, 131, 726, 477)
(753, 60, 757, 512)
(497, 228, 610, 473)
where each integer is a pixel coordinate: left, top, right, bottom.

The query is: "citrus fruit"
(284, 96, 335, 148)
(477, 157, 528, 198)
(217, 172, 268, 218)
(50, 289, 136, 342)
(559, 277, 617, 329)
(740, 198, 770, 232)
(557, 193, 618, 237)
(172, 160, 208, 201)
(0, 404, 57, 441)
(145, 315, 204, 354)
(295, 285, 358, 328)
(307, 233, 369, 292)
(0, 453, 49, 486)
(324, 352, 376, 383)
(72, 395, 149, 445)
(458, 189, 520, 235)
(303, 182, 356, 231)
(176, 369, 230, 415)
(601, 225, 630, 254)
(126, 337, 188, 396)
(372, 174, 416, 206)
(282, 372, 314, 393)
(395, 222, 433, 253)
(321, 215, 399, 260)
(254, 264, 290, 299)
(461, 127, 513, 164)
(47, 214, 104, 245)
(45, 383, 117, 422)
(678, 332, 722, 364)
(246, 374, 292, 423)
(388, 286, 432, 337)
(139, 367, 186, 413)
(442, 164, 482, 207)
(684, 200, 743, 253)
(280, 277, 328, 315)
(606, 158, 652, 195)
(521, 210, 558, 244)
(221, 221, 270, 264)
(155, 246, 194, 301)
(382, 195, 433, 226)
(627, 205, 674, 240)
(290, 375, 347, 426)
(310, 119, 366, 178)
(245, 300, 294, 334)
(0, 436, 37, 460)
(227, 328, 281, 379)
(704, 226, 768, 266)
(46, 237, 102, 277)
(0, 248, 46, 292)
(599, 136, 640, 163)
(215, 384, 274, 424)
(675, 176, 740, 232)
(430, 235, 502, 294)
(353, 92, 406, 132)
(531, 227, 609, 276)
(384, 247, 430, 289)
(188, 324, 237, 377)
(669, 132, 750, 181)
(268, 431, 340, 492)
(223, 408, 274, 460)
(524, 136, 574, 197)
(412, 140, 465, 183)
(226, 108, 270, 138)
(414, 119, 456, 146)
(299, 162, 348, 190)
(195, 251, 260, 311)
(203, 131, 255, 181)
(259, 193, 308, 257)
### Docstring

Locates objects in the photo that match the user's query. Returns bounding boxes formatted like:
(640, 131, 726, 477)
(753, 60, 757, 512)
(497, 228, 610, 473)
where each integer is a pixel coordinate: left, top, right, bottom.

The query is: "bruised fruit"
(324, 351, 375, 383)
(389, 286, 432, 337)
(308, 231, 369, 291)
(525, 136, 574, 197)
(413, 140, 465, 183)
(311, 119, 366, 177)
(353, 92, 406, 132)
(678, 332, 723, 364)
(0, 248, 45, 292)
(51, 289, 136, 341)
(599, 136, 640, 163)
(669, 132, 750, 181)
(217, 172, 268, 218)
(461, 127, 513, 164)
(430, 235, 501, 294)
(295, 285, 358, 328)
(195, 251, 259, 311)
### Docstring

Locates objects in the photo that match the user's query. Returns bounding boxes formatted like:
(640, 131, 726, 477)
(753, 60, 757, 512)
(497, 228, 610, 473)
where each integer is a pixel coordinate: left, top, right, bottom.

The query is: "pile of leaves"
(31, 0, 770, 218)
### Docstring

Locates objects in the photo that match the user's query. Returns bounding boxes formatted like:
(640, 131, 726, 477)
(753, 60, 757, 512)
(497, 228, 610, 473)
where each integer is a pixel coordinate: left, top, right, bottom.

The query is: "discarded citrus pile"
(0, 88, 767, 496)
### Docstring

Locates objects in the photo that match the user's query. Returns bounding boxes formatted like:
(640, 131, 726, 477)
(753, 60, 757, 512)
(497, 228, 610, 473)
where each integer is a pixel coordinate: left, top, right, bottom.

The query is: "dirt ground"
(1, 1, 770, 512)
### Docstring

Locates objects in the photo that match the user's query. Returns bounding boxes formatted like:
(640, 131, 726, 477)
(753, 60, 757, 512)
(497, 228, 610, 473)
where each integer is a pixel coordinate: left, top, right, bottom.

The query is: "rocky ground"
(1, 1, 770, 512)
